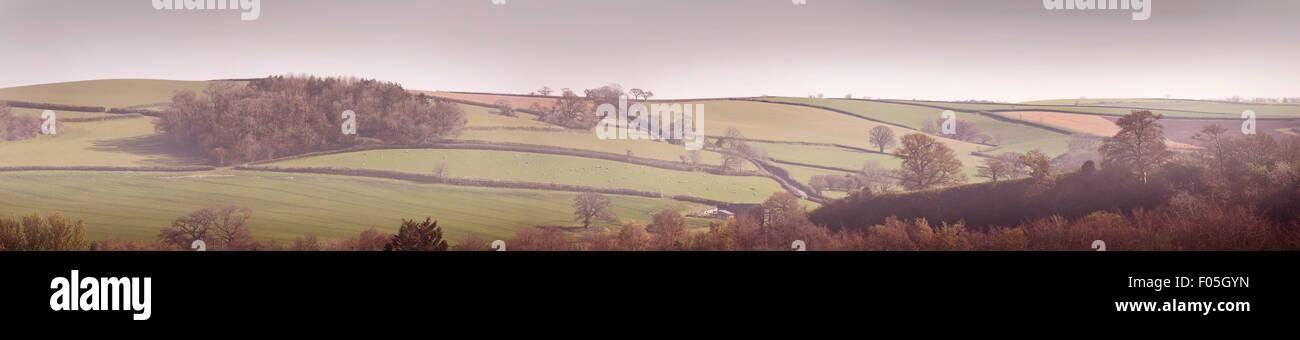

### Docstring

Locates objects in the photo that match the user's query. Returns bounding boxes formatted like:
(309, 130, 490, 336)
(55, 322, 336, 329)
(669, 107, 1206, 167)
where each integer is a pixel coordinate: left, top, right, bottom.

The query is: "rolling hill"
(4, 78, 1279, 245)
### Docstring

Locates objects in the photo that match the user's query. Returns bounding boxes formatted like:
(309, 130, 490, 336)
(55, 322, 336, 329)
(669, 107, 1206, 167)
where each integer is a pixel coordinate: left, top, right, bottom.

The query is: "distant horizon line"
(3, 77, 1297, 106)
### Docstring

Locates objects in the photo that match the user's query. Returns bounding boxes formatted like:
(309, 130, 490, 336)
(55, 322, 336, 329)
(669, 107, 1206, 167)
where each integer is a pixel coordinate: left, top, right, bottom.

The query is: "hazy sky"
(1, 0, 1297, 102)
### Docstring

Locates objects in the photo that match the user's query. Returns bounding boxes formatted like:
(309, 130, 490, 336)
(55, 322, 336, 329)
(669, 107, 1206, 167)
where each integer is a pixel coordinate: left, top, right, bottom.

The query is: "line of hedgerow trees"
(156, 76, 467, 165)
(514, 84, 657, 130)
(0, 212, 89, 251)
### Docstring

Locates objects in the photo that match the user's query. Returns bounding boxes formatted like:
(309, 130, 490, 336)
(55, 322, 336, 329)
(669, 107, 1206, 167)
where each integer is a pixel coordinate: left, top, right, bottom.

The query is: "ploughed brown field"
(996, 111, 1199, 149)
(996, 111, 1118, 136)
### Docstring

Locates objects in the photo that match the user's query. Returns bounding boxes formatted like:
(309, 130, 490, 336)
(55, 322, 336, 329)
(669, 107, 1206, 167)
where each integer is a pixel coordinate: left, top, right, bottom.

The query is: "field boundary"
(1, 100, 106, 113)
(431, 90, 753, 103)
(463, 126, 577, 132)
(243, 140, 769, 177)
(235, 165, 664, 198)
(768, 158, 857, 174)
(863, 98, 1297, 120)
(0, 165, 216, 172)
(987, 108, 1297, 121)
(61, 113, 144, 123)
(671, 195, 729, 207)
(887, 98, 1232, 116)
(1131, 97, 1300, 107)
(741, 98, 1003, 148)
(744, 157, 824, 203)
(417, 93, 555, 124)
(835, 98, 1077, 135)
(2, 100, 162, 117)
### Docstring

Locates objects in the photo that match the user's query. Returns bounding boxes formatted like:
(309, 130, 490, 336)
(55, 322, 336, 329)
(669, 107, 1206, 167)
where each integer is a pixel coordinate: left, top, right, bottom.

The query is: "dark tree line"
(156, 76, 466, 165)
(812, 110, 1300, 236)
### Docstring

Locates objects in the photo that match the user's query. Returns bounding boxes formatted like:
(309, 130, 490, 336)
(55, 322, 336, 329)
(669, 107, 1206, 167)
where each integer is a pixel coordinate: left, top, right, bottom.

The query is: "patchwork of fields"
(753, 97, 1067, 160)
(3, 79, 1295, 244)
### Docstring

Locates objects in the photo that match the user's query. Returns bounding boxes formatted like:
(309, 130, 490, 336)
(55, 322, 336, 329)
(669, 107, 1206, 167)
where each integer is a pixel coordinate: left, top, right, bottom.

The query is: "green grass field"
(753, 97, 1068, 159)
(456, 128, 727, 166)
(460, 103, 551, 128)
(268, 149, 785, 204)
(0, 79, 224, 108)
(778, 162, 851, 185)
(0, 170, 709, 243)
(699, 99, 917, 146)
(757, 97, 953, 130)
(750, 141, 900, 172)
(695, 99, 993, 167)
(0, 116, 205, 167)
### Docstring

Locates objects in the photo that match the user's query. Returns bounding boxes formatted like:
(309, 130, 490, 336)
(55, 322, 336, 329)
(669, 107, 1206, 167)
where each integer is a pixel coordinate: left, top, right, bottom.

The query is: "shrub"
(385, 218, 449, 251)
(0, 212, 89, 251)
(0, 104, 41, 142)
(158, 206, 258, 250)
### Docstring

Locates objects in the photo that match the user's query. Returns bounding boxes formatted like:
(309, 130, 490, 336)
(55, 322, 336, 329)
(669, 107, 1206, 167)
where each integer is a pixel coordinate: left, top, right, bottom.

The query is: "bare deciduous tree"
(1100, 110, 1171, 183)
(647, 210, 686, 249)
(208, 206, 256, 250)
(573, 192, 616, 229)
(535, 90, 594, 129)
(584, 83, 624, 107)
(629, 88, 646, 101)
(617, 221, 650, 251)
(976, 157, 1012, 183)
(1016, 150, 1053, 184)
(868, 125, 896, 153)
(893, 133, 967, 190)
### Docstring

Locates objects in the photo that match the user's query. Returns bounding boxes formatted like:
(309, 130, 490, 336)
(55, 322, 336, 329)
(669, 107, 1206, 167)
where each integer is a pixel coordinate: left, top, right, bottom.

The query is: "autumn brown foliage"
(156, 76, 466, 165)
(0, 212, 89, 251)
(0, 103, 41, 142)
